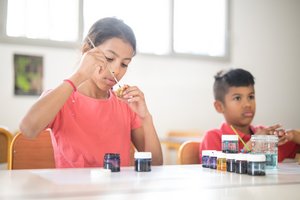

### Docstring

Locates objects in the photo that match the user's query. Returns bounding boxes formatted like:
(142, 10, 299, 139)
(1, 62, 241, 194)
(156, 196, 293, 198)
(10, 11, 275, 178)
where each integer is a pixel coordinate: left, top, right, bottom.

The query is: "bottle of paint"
(209, 150, 217, 169)
(202, 150, 210, 168)
(134, 152, 152, 172)
(103, 153, 120, 172)
(217, 151, 227, 171)
(235, 153, 248, 174)
(222, 135, 239, 153)
(247, 154, 266, 176)
(226, 153, 236, 172)
(251, 135, 278, 169)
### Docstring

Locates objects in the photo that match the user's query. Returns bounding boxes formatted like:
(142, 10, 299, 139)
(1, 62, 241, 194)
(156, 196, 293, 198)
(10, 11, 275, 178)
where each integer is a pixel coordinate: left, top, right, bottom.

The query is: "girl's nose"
(110, 64, 120, 75)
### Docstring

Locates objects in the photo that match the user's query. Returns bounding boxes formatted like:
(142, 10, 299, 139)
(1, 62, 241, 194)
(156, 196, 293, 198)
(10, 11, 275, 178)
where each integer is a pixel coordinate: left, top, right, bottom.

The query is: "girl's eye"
(105, 57, 113, 62)
(122, 63, 128, 68)
(249, 95, 255, 100)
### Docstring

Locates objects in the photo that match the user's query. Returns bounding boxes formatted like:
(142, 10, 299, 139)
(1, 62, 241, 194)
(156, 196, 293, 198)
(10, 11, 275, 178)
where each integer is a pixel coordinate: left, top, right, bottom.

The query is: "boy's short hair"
(213, 68, 255, 103)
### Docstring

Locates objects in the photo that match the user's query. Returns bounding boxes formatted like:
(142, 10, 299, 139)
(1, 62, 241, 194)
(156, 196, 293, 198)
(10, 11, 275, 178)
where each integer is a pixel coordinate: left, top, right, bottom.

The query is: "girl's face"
(92, 37, 134, 91)
(216, 86, 256, 128)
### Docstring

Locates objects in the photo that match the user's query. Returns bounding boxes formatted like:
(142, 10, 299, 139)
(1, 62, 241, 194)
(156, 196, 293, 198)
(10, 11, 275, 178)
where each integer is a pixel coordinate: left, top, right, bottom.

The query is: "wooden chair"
(177, 141, 201, 164)
(161, 131, 202, 164)
(0, 127, 14, 165)
(9, 129, 56, 170)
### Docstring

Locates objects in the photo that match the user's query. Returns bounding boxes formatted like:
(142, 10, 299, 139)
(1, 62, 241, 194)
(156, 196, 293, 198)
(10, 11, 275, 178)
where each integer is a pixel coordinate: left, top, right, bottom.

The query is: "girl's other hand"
(122, 86, 150, 119)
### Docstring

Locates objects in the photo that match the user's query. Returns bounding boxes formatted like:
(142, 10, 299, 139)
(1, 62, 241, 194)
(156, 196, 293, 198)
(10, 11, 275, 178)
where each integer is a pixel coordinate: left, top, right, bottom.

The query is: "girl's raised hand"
(76, 48, 108, 81)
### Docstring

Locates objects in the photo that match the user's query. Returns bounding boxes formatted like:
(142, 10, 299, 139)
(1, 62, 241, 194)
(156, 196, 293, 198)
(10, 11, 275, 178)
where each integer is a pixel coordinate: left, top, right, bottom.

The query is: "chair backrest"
(0, 128, 14, 164)
(9, 129, 55, 170)
(177, 141, 201, 164)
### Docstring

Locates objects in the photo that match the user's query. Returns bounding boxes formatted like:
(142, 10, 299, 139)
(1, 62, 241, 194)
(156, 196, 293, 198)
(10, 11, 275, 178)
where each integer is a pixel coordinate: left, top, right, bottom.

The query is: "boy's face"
(214, 85, 256, 128)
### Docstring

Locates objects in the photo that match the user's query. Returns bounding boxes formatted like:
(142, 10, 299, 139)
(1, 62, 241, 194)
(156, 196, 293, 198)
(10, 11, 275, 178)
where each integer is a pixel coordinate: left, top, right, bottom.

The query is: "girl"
(19, 17, 163, 168)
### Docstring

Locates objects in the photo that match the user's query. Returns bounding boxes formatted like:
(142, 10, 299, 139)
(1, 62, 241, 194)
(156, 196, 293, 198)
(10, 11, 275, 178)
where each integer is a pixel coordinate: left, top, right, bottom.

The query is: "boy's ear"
(214, 100, 224, 113)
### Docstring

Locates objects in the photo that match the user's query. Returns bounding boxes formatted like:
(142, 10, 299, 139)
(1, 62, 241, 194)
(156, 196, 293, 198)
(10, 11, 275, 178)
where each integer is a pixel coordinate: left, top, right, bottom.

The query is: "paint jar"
(209, 150, 217, 169)
(222, 135, 239, 153)
(247, 154, 266, 176)
(251, 135, 278, 169)
(235, 153, 248, 174)
(226, 153, 236, 172)
(217, 152, 227, 171)
(103, 153, 120, 172)
(134, 152, 152, 172)
(202, 150, 210, 168)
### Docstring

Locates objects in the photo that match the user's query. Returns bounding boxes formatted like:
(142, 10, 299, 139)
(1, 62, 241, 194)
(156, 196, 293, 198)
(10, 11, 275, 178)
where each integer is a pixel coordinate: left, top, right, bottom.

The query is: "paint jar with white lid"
(235, 153, 248, 174)
(226, 153, 236, 172)
(209, 150, 217, 169)
(202, 150, 211, 168)
(222, 135, 239, 153)
(134, 152, 152, 172)
(217, 151, 227, 171)
(251, 135, 278, 169)
(247, 154, 266, 176)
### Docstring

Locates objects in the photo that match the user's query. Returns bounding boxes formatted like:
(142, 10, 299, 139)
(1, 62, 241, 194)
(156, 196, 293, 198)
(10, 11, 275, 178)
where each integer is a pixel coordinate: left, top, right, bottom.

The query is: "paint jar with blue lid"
(134, 152, 152, 172)
(103, 153, 120, 172)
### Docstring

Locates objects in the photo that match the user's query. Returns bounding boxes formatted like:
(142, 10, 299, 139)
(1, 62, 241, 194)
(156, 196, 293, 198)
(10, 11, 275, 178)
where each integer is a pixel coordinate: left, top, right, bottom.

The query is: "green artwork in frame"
(14, 54, 43, 96)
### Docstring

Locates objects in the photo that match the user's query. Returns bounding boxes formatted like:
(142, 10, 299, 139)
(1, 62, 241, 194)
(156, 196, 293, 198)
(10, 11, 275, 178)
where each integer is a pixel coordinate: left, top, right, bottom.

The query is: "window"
(173, 0, 227, 57)
(1, 0, 229, 59)
(6, 0, 79, 41)
(83, 0, 170, 55)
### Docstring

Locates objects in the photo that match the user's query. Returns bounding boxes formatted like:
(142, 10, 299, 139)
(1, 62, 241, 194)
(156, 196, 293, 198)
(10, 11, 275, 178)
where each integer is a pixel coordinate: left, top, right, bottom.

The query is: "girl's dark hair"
(82, 17, 136, 55)
(213, 68, 255, 102)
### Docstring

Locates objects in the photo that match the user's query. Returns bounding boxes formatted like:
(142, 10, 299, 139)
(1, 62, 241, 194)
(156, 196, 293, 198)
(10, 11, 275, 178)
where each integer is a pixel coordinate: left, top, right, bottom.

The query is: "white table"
(0, 163, 299, 200)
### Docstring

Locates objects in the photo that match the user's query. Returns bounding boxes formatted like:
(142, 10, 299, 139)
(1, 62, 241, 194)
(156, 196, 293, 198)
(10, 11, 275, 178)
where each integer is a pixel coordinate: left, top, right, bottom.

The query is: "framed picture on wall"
(14, 54, 43, 96)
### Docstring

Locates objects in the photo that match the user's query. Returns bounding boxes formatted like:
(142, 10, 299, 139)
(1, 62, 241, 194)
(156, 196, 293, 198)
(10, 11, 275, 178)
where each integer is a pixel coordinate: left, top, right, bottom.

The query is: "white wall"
(1, 0, 299, 136)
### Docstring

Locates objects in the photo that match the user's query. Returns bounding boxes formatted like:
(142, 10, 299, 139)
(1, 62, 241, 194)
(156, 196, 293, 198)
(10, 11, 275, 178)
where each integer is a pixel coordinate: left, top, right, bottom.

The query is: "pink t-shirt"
(46, 90, 141, 168)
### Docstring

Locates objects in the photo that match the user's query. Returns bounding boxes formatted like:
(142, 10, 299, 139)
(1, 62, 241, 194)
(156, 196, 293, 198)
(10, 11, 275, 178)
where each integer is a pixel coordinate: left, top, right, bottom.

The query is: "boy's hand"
(255, 124, 282, 135)
(275, 129, 297, 146)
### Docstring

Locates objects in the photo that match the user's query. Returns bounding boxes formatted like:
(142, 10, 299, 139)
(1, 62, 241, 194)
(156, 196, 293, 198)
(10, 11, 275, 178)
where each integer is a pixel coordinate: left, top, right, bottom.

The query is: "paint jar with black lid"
(103, 153, 120, 172)
(135, 152, 152, 172)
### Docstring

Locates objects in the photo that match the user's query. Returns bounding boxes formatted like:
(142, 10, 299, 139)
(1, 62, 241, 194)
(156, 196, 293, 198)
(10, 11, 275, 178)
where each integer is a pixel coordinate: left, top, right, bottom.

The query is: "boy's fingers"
(266, 124, 281, 131)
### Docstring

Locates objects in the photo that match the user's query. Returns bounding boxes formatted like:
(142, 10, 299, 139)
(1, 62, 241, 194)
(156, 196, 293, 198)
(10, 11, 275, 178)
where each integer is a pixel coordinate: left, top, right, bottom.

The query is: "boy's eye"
(233, 96, 241, 101)
(249, 95, 255, 100)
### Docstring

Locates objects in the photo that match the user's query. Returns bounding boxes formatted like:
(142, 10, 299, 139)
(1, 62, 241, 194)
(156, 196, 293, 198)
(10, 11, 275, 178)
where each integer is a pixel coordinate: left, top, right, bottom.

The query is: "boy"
(199, 68, 300, 163)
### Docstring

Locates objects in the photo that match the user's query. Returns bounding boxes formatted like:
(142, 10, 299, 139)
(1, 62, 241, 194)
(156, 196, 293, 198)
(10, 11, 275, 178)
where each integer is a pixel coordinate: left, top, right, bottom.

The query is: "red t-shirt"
(46, 90, 141, 168)
(199, 122, 300, 163)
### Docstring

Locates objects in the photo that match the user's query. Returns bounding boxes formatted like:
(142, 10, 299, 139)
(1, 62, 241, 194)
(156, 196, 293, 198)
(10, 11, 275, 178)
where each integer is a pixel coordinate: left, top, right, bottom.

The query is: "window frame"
(0, 0, 230, 60)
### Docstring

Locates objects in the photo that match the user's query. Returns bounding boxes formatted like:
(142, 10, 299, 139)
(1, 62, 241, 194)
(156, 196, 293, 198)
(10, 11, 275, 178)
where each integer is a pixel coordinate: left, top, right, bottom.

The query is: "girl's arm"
(19, 74, 83, 138)
(124, 86, 163, 165)
(20, 48, 107, 138)
(131, 114, 163, 165)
